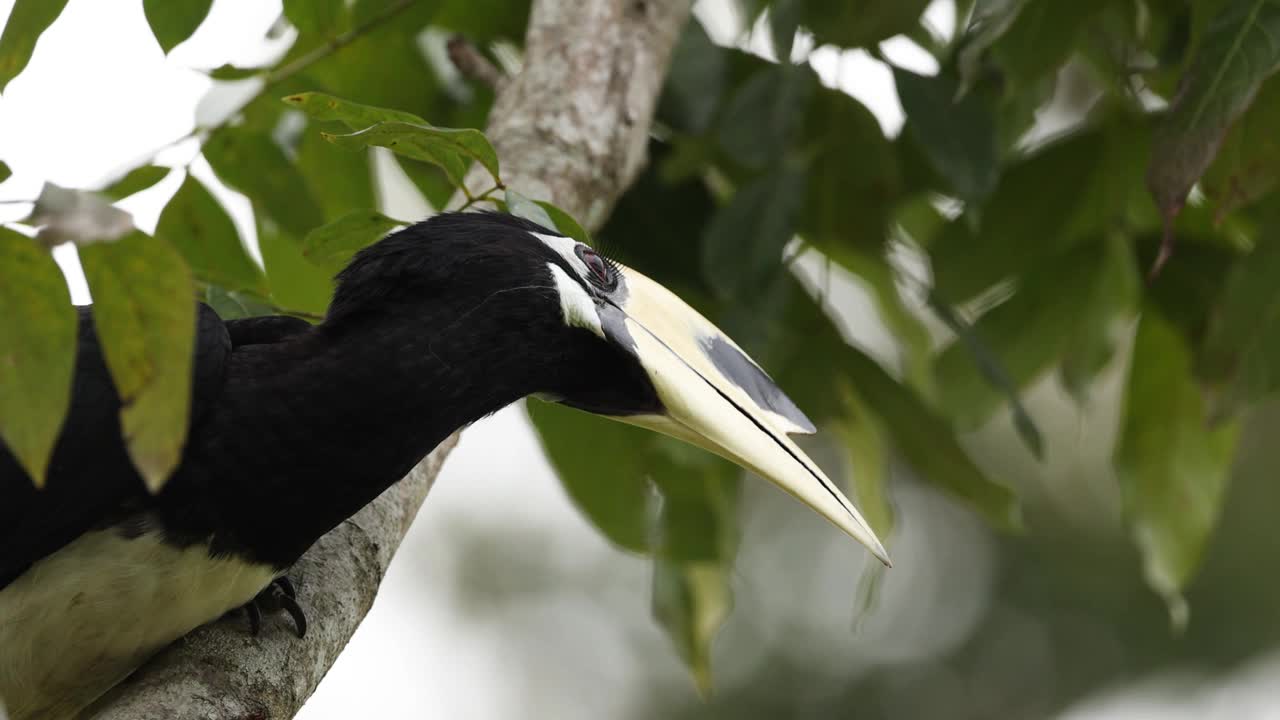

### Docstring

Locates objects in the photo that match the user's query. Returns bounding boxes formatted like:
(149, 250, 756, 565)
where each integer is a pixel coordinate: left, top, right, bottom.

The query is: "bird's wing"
(0, 303, 232, 589)
(225, 315, 313, 348)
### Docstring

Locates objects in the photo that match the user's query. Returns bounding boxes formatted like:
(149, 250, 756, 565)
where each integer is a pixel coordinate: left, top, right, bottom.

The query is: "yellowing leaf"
(323, 121, 500, 187)
(283, 91, 425, 128)
(79, 232, 196, 492)
(0, 229, 76, 485)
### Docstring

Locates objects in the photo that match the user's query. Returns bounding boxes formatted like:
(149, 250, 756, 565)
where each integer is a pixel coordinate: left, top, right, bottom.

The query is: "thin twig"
(447, 35, 507, 90)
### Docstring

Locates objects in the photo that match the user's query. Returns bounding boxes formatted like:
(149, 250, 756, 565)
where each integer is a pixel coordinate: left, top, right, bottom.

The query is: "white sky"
(6, 1, 1278, 718)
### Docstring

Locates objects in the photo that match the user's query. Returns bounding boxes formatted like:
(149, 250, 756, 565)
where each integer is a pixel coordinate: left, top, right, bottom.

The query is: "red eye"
(582, 248, 609, 284)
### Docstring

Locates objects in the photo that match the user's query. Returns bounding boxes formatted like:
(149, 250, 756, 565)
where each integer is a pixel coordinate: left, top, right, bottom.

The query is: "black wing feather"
(0, 303, 231, 589)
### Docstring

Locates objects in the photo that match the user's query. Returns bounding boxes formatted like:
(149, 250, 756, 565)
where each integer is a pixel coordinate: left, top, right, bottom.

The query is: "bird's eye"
(579, 247, 611, 286)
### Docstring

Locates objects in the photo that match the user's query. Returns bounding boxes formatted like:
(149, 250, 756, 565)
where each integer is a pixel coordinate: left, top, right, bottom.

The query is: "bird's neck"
(205, 300, 559, 566)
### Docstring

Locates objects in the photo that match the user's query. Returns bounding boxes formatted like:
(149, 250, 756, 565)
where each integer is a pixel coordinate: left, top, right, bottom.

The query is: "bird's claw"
(234, 576, 307, 638)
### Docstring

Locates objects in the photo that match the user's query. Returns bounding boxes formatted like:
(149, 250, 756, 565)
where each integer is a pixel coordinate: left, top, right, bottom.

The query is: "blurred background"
(5, 0, 1280, 718)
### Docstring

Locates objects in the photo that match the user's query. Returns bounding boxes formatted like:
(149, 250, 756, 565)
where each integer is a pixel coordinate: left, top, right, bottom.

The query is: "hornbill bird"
(0, 212, 888, 719)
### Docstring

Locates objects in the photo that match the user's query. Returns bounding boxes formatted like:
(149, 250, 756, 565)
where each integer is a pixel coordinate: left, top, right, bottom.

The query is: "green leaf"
(652, 559, 731, 697)
(536, 201, 591, 244)
(526, 399, 656, 552)
(931, 119, 1150, 301)
(990, 0, 1114, 92)
(204, 285, 276, 320)
(79, 231, 196, 491)
(844, 343, 1021, 530)
(204, 129, 323, 238)
(155, 175, 266, 294)
(296, 120, 378, 221)
(324, 121, 500, 188)
(1148, 0, 1280, 219)
(207, 64, 264, 81)
(283, 91, 425, 128)
(302, 210, 404, 272)
(283, 0, 345, 35)
(258, 218, 334, 316)
(142, 0, 213, 54)
(702, 168, 806, 300)
(834, 380, 895, 539)
(894, 68, 1000, 202)
(0, 0, 69, 92)
(1200, 233, 1280, 413)
(935, 237, 1139, 427)
(930, 296, 1044, 459)
(801, 86, 900, 252)
(503, 189, 555, 230)
(717, 64, 816, 170)
(99, 166, 169, 201)
(1116, 307, 1240, 627)
(0, 229, 76, 485)
(0, 161, 10, 183)
(657, 20, 728, 134)
(799, 0, 931, 50)
(1202, 75, 1280, 217)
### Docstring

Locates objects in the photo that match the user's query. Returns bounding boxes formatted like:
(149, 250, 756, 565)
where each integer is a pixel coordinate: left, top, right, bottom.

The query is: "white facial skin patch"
(547, 263, 604, 338)
(533, 232, 591, 280)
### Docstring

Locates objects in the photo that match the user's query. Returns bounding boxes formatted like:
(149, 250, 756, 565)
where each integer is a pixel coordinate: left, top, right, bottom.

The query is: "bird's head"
(325, 212, 889, 565)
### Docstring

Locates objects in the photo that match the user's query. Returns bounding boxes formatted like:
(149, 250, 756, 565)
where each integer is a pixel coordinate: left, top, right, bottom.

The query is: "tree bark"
(86, 0, 691, 717)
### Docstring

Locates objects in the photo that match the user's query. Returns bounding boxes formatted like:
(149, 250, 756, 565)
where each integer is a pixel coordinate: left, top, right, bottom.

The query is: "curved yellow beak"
(600, 267, 890, 566)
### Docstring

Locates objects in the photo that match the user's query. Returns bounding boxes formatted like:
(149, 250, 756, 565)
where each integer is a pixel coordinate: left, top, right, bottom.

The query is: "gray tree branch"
(86, 0, 692, 717)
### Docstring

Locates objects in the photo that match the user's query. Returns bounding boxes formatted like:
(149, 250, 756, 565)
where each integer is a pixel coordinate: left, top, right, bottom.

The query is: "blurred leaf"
(0, 161, 10, 182)
(156, 175, 266, 294)
(283, 91, 425, 128)
(302, 209, 403, 271)
(991, 0, 1114, 91)
(284, 0, 344, 35)
(801, 86, 899, 251)
(537, 201, 591, 244)
(0, 228, 75, 486)
(205, 285, 276, 320)
(1147, 0, 1280, 219)
(894, 68, 999, 202)
(27, 182, 134, 246)
(99, 165, 169, 201)
(956, 0, 1027, 94)
(526, 399, 655, 552)
(142, 0, 213, 54)
(505, 189, 556, 230)
(396, 157, 456, 209)
(1201, 234, 1280, 413)
(834, 380, 895, 538)
(718, 64, 815, 170)
(207, 64, 264, 81)
(80, 231, 196, 492)
(844, 343, 1021, 530)
(798, 0, 931, 50)
(1116, 307, 1240, 627)
(652, 559, 731, 697)
(1202, 76, 1280, 217)
(324, 121, 499, 187)
(658, 20, 727, 134)
(0, 0, 69, 92)
(1060, 236, 1142, 404)
(701, 167, 806, 300)
(204, 129, 323, 237)
(430, 0, 532, 40)
(931, 120, 1149, 301)
(258, 217, 334, 316)
(936, 237, 1139, 426)
(930, 296, 1044, 459)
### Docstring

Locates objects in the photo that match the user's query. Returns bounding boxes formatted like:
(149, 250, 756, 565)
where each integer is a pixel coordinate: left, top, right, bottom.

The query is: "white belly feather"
(0, 529, 277, 720)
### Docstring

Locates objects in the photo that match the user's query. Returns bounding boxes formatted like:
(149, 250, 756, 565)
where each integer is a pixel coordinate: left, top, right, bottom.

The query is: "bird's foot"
(236, 576, 307, 638)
